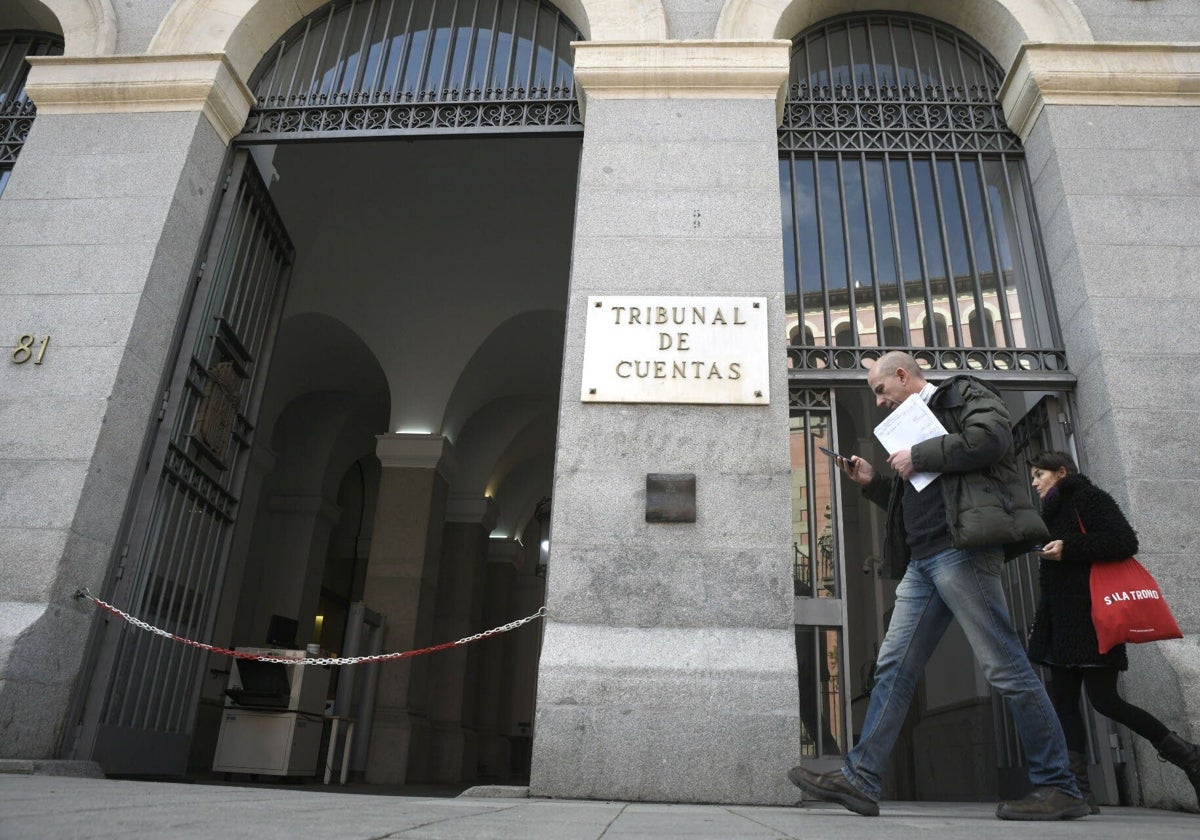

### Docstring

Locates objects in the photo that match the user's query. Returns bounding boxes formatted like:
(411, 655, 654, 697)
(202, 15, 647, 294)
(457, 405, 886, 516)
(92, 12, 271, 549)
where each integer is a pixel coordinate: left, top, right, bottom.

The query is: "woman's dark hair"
(1028, 450, 1079, 475)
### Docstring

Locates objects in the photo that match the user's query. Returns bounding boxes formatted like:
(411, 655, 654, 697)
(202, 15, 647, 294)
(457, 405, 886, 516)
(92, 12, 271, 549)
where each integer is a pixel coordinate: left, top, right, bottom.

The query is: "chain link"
(454, 608, 548, 645)
(74, 588, 546, 666)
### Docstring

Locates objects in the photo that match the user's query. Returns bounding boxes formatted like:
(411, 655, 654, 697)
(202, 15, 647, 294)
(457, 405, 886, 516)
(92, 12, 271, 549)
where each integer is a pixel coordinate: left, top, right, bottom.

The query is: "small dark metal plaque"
(646, 473, 696, 523)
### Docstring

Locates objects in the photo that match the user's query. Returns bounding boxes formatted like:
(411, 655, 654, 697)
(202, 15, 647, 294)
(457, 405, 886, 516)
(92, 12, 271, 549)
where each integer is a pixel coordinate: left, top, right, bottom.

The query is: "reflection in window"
(790, 324, 816, 346)
(779, 14, 1060, 358)
(790, 401, 844, 760)
(923, 313, 949, 347)
(781, 151, 1048, 351)
(969, 308, 998, 347)
(882, 318, 904, 347)
(250, 0, 582, 107)
(797, 626, 844, 758)
(790, 15, 998, 92)
(789, 412, 839, 600)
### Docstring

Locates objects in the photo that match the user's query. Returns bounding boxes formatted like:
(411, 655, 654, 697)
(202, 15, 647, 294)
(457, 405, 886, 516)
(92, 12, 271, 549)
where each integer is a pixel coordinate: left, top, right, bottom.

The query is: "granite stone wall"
(0, 109, 228, 757)
(1023, 101, 1200, 807)
(530, 96, 800, 804)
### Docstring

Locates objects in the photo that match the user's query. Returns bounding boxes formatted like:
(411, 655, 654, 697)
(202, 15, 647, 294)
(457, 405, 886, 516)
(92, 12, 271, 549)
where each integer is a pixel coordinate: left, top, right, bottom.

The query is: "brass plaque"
(580, 296, 769, 405)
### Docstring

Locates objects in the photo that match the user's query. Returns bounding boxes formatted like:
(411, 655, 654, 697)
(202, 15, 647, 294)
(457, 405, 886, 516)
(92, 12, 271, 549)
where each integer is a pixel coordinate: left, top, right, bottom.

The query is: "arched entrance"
(236, 0, 584, 141)
(779, 11, 1122, 804)
(72, 0, 584, 785)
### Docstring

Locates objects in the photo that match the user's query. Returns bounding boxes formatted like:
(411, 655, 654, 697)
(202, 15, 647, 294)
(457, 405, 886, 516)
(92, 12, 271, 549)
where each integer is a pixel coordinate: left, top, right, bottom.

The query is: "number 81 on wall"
(11, 334, 50, 365)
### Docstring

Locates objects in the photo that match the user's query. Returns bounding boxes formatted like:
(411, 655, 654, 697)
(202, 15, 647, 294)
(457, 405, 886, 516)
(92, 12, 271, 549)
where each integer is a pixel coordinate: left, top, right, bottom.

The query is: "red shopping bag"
(1089, 557, 1182, 654)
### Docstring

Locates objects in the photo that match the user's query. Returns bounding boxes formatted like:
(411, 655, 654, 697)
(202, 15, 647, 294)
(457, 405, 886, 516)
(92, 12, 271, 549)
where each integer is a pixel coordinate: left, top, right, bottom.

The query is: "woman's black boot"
(1068, 751, 1101, 815)
(1155, 732, 1200, 808)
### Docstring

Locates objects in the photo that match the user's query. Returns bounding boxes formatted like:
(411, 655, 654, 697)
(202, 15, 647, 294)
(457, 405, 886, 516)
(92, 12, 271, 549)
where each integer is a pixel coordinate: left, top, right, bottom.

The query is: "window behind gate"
(238, 0, 583, 142)
(779, 14, 1066, 380)
(0, 30, 62, 197)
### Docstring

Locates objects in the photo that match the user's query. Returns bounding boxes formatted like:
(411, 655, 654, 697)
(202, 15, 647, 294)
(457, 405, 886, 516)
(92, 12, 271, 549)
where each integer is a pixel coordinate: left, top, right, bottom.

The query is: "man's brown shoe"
(787, 765, 879, 816)
(995, 786, 1090, 821)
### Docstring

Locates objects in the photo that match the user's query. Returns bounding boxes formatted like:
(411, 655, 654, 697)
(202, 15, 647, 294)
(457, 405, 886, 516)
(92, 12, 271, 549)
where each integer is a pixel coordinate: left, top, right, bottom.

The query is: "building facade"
(0, 0, 1197, 811)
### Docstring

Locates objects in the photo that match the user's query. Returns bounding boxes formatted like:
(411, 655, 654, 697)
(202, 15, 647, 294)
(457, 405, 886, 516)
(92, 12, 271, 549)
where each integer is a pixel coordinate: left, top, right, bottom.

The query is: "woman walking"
(1026, 451, 1200, 813)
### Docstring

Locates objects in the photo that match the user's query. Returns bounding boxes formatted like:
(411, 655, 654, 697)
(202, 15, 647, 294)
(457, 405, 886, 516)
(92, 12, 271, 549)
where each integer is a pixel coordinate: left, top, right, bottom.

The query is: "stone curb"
(0, 759, 105, 778)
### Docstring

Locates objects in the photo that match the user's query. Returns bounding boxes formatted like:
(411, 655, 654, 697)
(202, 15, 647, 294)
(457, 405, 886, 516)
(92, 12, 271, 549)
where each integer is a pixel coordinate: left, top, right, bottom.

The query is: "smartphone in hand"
(818, 445, 854, 461)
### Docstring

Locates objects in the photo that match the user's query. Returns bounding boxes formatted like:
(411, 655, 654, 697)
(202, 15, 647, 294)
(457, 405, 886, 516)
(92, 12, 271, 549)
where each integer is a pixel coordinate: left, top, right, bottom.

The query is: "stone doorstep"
(0, 759, 105, 778)
(458, 785, 531, 798)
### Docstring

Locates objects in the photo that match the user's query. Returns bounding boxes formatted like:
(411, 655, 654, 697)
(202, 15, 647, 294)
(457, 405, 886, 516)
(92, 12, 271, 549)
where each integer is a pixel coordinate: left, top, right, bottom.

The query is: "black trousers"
(1046, 665, 1169, 753)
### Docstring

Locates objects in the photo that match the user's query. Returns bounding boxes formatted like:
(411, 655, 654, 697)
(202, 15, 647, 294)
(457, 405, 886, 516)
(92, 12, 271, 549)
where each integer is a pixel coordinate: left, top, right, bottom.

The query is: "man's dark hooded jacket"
(862, 375, 1048, 579)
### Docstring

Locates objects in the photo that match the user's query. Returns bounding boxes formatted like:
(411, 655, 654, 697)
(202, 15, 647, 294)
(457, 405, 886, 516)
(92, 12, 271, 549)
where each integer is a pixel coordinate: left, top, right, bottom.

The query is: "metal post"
(351, 608, 385, 774)
(334, 601, 366, 717)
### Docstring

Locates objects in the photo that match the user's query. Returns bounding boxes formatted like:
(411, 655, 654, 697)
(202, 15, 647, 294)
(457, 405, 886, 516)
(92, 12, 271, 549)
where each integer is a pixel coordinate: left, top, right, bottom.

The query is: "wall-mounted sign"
(580, 296, 769, 404)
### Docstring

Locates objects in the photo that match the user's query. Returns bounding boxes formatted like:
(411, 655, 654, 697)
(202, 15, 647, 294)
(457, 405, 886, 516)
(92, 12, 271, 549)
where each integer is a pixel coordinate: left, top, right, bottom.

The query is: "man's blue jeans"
(841, 546, 1080, 801)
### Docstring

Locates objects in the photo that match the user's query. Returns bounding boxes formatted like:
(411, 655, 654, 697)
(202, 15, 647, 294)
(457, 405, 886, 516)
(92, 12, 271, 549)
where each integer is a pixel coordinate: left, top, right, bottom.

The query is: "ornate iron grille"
(0, 30, 63, 192)
(780, 14, 1068, 383)
(238, 0, 583, 141)
(788, 346, 1069, 384)
(780, 14, 1018, 156)
(789, 386, 832, 411)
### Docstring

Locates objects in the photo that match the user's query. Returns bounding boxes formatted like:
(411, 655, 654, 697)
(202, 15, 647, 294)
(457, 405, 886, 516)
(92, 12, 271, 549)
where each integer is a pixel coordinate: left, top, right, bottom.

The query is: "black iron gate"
(70, 151, 294, 774)
(781, 12, 1087, 802)
(780, 13, 1066, 380)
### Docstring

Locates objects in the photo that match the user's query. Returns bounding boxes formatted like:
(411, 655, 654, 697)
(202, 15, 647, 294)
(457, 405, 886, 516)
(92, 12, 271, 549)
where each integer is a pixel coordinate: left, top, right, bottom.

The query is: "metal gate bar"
(73, 152, 295, 774)
(779, 13, 1067, 378)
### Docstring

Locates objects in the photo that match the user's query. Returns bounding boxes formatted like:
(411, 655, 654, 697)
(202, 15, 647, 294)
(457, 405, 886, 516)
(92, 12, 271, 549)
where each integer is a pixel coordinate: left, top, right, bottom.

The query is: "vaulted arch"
(33, 0, 115, 55)
(715, 0, 1092, 71)
(152, 0, 668, 84)
(237, 0, 587, 140)
(442, 309, 565, 444)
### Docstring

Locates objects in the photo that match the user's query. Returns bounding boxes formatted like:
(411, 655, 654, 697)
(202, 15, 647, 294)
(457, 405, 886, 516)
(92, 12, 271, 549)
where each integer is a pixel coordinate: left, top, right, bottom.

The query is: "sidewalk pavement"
(1, 775, 1197, 840)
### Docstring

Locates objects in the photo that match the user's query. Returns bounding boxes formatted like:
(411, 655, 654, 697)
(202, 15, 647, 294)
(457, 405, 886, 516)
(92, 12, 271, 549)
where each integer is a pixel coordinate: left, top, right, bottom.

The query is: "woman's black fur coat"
(1026, 473, 1139, 670)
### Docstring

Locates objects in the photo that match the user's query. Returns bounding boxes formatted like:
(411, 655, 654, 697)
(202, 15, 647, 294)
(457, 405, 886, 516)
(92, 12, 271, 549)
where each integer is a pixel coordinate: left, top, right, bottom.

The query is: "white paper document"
(874, 394, 949, 492)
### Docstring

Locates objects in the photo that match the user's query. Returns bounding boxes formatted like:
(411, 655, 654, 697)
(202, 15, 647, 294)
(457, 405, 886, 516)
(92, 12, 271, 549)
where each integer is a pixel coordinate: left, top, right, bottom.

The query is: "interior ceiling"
(256, 134, 580, 512)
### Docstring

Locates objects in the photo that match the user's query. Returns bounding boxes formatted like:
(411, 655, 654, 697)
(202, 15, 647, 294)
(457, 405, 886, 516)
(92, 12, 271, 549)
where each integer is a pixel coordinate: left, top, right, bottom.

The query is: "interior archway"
(442, 311, 565, 444)
(179, 109, 578, 790)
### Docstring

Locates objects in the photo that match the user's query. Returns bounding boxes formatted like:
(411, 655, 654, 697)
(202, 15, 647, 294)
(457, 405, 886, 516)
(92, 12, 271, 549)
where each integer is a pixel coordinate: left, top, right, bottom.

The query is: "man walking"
(788, 351, 1088, 821)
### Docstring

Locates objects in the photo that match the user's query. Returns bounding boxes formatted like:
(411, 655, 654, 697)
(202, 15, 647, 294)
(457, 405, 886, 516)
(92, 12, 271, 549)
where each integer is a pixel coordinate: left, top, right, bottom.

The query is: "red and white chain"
(74, 587, 546, 666)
